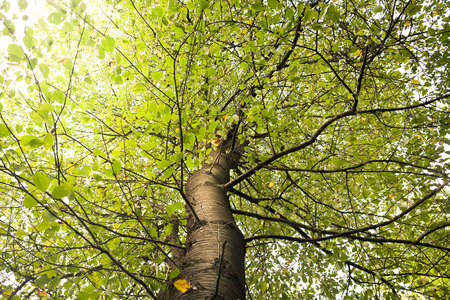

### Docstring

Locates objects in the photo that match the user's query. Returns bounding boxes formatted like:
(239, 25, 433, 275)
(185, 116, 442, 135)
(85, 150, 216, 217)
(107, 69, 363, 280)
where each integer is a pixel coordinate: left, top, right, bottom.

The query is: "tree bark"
(162, 140, 246, 299)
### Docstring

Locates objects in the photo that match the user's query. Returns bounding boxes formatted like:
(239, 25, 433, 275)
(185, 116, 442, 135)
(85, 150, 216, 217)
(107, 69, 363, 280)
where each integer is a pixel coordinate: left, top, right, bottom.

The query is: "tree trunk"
(162, 141, 246, 299)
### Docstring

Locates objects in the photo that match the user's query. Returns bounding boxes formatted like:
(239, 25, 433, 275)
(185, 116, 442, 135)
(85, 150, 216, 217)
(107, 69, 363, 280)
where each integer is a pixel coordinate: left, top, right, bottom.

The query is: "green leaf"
(2, 19, 15, 35)
(106, 285, 113, 296)
(52, 90, 65, 103)
(163, 167, 174, 178)
(251, 0, 263, 11)
(112, 75, 123, 85)
(170, 268, 180, 279)
(174, 202, 184, 211)
(39, 63, 50, 78)
(112, 160, 122, 174)
(63, 58, 73, 70)
(406, 4, 421, 16)
(7, 44, 25, 62)
(23, 196, 38, 209)
(18, 0, 27, 11)
(199, 0, 209, 11)
(23, 35, 33, 50)
(33, 171, 50, 192)
(48, 12, 66, 25)
(95, 45, 105, 59)
(31, 138, 44, 148)
(102, 35, 115, 53)
(71, 0, 81, 9)
(325, 5, 340, 22)
(166, 204, 175, 215)
(0, 123, 10, 137)
(38, 103, 55, 112)
(151, 71, 163, 81)
(149, 227, 157, 238)
(27, 57, 38, 70)
(373, 5, 383, 13)
(78, 291, 90, 300)
(36, 222, 51, 232)
(35, 275, 49, 287)
(1, 1, 11, 13)
(154, 6, 164, 17)
(286, 8, 295, 21)
(21, 135, 37, 145)
(25, 26, 33, 37)
(267, 0, 278, 9)
(45, 0, 66, 12)
(43, 133, 54, 149)
(165, 223, 173, 235)
(158, 160, 172, 168)
(42, 210, 57, 222)
(52, 184, 70, 199)
(93, 149, 102, 156)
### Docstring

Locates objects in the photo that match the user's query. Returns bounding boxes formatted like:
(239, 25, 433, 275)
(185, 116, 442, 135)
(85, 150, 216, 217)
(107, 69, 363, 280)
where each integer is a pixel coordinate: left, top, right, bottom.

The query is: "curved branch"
(224, 110, 355, 189)
(244, 234, 450, 252)
(263, 159, 443, 176)
(357, 93, 450, 114)
(415, 222, 450, 243)
(226, 91, 450, 190)
(244, 179, 450, 251)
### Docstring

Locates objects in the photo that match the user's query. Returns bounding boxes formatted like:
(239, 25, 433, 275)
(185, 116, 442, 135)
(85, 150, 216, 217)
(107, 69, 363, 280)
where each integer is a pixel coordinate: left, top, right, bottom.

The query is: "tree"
(0, 0, 449, 298)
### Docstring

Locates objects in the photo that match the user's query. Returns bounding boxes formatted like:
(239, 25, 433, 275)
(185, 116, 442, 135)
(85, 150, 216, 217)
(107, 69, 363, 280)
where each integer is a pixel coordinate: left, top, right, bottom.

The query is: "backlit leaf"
(112, 160, 122, 174)
(52, 184, 70, 199)
(373, 5, 383, 13)
(102, 35, 115, 53)
(33, 171, 50, 192)
(151, 71, 163, 81)
(0, 124, 10, 137)
(7, 44, 25, 62)
(18, 0, 27, 11)
(48, 12, 66, 25)
(43, 133, 54, 149)
(23, 196, 38, 209)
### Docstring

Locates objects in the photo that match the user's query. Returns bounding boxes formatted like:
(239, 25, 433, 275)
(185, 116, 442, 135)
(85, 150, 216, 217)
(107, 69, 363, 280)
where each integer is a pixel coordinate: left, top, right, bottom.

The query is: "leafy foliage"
(0, 0, 449, 299)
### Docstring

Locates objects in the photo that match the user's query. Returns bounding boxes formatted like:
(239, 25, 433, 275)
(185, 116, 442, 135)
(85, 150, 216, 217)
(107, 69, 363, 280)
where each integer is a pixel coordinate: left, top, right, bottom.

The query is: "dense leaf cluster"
(0, 0, 449, 299)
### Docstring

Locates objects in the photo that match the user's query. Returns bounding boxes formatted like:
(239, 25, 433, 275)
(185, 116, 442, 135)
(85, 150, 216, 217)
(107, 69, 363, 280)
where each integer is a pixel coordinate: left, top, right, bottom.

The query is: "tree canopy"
(0, 0, 450, 299)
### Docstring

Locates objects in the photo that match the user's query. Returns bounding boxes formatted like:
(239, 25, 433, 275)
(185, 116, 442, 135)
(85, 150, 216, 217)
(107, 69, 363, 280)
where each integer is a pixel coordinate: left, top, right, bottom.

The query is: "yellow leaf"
(174, 279, 192, 293)
(43, 240, 53, 246)
(354, 49, 362, 56)
(433, 11, 439, 17)
(411, 79, 420, 86)
(268, 182, 274, 188)
(58, 57, 69, 64)
(306, 52, 314, 57)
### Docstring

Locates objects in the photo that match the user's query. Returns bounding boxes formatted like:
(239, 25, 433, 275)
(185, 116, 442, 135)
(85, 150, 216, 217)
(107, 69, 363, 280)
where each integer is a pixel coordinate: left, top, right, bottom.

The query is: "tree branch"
(224, 110, 355, 189)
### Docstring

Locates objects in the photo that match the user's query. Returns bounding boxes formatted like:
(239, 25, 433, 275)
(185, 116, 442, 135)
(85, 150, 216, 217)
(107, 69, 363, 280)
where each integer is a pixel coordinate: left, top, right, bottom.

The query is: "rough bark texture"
(162, 141, 246, 300)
